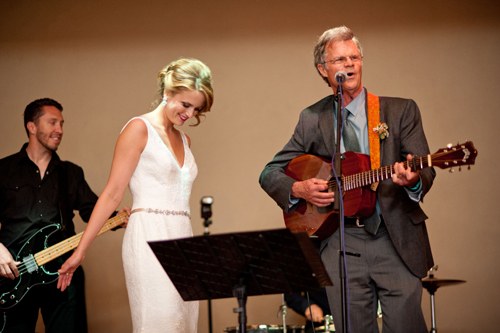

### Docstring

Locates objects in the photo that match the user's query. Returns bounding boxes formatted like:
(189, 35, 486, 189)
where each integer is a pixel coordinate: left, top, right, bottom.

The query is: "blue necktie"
(342, 109, 361, 152)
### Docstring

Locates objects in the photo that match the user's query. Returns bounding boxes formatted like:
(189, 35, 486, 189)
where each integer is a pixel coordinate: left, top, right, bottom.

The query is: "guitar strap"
(366, 91, 381, 170)
(57, 163, 70, 232)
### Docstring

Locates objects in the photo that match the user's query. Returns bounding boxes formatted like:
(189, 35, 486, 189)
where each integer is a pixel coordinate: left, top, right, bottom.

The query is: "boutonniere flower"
(373, 123, 389, 140)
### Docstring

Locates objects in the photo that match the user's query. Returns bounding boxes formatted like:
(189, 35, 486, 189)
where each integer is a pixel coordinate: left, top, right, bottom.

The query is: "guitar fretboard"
(33, 212, 128, 267)
(329, 155, 432, 191)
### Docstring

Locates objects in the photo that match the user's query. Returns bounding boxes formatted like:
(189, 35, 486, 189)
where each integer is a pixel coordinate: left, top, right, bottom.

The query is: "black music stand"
(148, 228, 333, 333)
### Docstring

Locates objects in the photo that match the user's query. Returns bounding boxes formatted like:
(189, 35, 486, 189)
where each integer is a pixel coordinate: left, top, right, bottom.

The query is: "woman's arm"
(57, 118, 147, 291)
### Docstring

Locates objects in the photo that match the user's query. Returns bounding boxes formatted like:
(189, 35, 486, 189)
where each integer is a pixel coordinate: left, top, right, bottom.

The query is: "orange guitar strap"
(366, 92, 381, 169)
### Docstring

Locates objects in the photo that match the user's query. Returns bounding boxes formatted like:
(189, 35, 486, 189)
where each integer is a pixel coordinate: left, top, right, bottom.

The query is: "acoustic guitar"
(284, 141, 477, 239)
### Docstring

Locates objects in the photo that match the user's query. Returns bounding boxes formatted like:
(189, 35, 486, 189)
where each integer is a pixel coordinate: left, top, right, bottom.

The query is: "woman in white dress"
(57, 58, 214, 332)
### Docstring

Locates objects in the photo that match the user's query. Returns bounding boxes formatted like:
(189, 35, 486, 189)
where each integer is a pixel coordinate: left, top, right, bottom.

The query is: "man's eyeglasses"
(324, 55, 363, 66)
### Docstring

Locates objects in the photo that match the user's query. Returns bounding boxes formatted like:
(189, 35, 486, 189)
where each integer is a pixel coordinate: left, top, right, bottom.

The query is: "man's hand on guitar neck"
(392, 154, 420, 188)
(0, 243, 20, 280)
(291, 178, 335, 207)
(118, 205, 131, 228)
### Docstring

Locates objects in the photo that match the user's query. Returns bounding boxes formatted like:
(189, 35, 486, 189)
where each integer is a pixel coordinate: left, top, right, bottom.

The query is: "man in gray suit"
(259, 26, 435, 332)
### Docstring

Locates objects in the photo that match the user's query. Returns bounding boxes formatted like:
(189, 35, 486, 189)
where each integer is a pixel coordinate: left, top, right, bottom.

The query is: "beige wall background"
(1, 0, 499, 332)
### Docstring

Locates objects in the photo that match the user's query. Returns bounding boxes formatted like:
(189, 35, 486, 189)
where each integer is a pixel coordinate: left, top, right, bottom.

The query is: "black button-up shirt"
(0, 144, 99, 255)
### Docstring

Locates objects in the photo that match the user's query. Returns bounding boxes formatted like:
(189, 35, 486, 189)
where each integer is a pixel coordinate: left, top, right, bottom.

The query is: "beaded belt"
(131, 208, 191, 219)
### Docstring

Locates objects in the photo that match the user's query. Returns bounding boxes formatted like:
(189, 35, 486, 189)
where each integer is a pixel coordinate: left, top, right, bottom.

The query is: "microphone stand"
(333, 80, 349, 333)
(201, 196, 214, 333)
(203, 216, 213, 333)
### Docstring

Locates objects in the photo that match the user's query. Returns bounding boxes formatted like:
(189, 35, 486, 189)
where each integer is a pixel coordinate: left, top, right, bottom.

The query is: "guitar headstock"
(432, 141, 477, 170)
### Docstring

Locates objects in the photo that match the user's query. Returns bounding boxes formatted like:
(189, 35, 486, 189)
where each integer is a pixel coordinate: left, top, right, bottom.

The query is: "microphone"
(335, 71, 347, 83)
(200, 196, 213, 220)
(200, 196, 213, 234)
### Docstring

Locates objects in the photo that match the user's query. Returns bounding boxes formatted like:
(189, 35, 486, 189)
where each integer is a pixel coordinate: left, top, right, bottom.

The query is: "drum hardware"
(223, 324, 305, 332)
(312, 315, 336, 332)
(277, 294, 288, 333)
(422, 266, 466, 333)
(323, 315, 334, 331)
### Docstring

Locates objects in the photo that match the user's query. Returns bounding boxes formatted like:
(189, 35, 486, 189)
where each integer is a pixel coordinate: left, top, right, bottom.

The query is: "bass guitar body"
(0, 211, 128, 311)
(0, 224, 61, 310)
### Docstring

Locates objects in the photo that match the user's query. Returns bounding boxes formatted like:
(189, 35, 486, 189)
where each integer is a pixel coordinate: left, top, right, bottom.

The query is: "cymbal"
(421, 277, 466, 293)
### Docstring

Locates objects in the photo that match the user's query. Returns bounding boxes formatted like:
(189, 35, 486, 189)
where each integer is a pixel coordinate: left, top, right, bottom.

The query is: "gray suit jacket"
(259, 89, 436, 278)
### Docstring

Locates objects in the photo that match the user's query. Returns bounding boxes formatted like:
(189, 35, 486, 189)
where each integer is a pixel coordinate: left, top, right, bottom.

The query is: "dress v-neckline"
(141, 117, 186, 169)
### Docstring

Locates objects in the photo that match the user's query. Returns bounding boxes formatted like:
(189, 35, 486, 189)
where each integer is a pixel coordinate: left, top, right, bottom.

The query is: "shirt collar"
(16, 143, 31, 166)
(345, 87, 366, 117)
(17, 142, 62, 168)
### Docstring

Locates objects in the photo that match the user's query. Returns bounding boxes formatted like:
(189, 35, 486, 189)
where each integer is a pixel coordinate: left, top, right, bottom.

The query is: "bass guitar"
(0, 212, 128, 310)
(284, 141, 477, 239)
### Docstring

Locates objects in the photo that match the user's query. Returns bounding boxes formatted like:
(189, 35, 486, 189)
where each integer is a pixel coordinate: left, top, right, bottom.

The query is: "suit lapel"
(319, 95, 336, 157)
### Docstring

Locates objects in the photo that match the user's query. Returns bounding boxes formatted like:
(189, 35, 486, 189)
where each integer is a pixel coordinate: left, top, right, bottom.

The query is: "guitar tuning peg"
(468, 165, 471, 170)
(447, 143, 452, 149)
(449, 168, 454, 173)
(459, 166, 462, 172)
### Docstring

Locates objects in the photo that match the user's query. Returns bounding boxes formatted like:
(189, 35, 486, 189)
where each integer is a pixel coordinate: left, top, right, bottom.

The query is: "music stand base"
(233, 282, 248, 333)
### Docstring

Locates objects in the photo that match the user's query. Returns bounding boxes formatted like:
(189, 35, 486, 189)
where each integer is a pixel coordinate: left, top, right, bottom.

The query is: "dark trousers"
(321, 224, 427, 333)
(2, 266, 87, 333)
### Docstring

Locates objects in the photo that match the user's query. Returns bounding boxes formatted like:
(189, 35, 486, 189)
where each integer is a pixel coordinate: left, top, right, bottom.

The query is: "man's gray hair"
(313, 26, 363, 85)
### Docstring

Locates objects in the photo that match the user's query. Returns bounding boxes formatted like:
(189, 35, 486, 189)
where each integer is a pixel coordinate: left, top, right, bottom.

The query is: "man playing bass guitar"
(0, 98, 130, 332)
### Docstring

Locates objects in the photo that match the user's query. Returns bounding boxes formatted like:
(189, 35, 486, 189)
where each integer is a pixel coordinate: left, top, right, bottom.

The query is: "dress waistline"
(131, 208, 191, 219)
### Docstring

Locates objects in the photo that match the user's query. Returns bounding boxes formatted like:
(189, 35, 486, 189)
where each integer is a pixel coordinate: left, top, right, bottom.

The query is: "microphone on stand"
(335, 71, 347, 84)
(200, 196, 213, 234)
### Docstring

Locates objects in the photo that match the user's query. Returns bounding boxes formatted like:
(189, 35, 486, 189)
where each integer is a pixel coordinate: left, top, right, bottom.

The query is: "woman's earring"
(161, 96, 167, 106)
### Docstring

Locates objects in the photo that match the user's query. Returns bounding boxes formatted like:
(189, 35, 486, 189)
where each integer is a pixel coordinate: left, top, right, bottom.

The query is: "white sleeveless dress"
(122, 117, 199, 332)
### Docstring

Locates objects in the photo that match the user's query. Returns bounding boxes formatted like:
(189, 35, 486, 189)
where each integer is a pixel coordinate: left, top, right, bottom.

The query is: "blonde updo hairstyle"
(157, 58, 214, 126)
